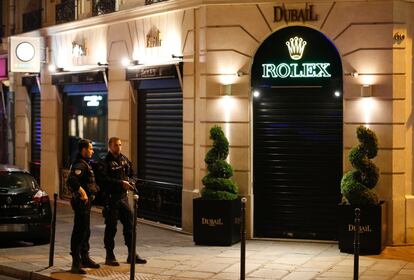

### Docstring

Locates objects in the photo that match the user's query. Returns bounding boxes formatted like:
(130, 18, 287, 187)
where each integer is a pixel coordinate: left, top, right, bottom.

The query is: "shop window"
(62, 83, 107, 167)
(30, 86, 41, 182)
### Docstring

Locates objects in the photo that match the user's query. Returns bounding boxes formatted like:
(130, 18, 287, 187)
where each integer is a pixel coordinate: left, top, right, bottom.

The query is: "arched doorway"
(252, 26, 343, 240)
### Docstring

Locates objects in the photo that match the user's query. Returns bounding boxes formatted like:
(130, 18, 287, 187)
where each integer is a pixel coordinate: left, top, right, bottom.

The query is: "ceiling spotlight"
(351, 71, 359, 78)
(253, 90, 260, 98)
(334, 91, 341, 97)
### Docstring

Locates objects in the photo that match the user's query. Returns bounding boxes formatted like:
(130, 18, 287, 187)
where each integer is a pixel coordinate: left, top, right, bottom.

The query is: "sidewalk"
(1, 202, 414, 280)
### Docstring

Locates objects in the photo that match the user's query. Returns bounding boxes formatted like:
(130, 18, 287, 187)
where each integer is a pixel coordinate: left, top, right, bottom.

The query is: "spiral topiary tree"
(340, 125, 380, 205)
(201, 125, 239, 200)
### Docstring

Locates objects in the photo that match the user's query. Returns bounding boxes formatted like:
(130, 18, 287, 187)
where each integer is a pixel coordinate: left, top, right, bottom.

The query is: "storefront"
(8, 0, 414, 245)
(22, 74, 41, 183)
(127, 63, 183, 227)
(51, 69, 108, 198)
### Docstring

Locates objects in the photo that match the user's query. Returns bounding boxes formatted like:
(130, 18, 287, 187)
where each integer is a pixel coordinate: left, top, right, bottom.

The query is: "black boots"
(70, 253, 86, 274)
(126, 254, 147, 264)
(105, 251, 120, 266)
(81, 252, 100, 269)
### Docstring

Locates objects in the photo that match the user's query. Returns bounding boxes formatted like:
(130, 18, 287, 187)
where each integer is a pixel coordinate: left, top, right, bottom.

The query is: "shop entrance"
(52, 69, 108, 199)
(128, 63, 183, 227)
(252, 26, 343, 240)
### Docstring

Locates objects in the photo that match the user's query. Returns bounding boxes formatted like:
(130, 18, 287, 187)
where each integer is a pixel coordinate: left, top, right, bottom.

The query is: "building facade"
(3, 0, 414, 245)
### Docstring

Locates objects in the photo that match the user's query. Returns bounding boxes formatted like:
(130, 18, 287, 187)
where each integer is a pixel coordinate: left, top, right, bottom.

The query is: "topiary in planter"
(341, 125, 380, 205)
(201, 125, 239, 200)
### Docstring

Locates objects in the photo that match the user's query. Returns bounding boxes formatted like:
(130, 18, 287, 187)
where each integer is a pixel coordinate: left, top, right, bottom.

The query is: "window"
(62, 83, 107, 167)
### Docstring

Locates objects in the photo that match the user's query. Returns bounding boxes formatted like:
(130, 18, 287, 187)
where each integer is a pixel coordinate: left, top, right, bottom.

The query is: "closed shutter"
(137, 80, 183, 226)
(253, 87, 342, 240)
(138, 89, 183, 185)
(31, 90, 41, 163)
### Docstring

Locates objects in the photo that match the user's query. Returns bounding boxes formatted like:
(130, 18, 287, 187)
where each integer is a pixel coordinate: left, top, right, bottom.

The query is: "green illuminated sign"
(261, 36, 331, 79)
(262, 63, 331, 78)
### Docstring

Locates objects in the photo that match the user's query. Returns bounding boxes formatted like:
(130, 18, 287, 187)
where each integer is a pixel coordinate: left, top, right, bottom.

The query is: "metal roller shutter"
(253, 87, 342, 240)
(137, 80, 182, 227)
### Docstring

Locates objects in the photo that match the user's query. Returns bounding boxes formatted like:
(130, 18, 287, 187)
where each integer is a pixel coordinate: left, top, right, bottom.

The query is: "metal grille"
(253, 87, 342, 240)
(145, 0, 168, 5)
(23, 9, 42, 32)
(30, 88, 41, 183)
(56, 0, 76, 24)
(93, 0, 116, 16)
(138, 87, 182, 227)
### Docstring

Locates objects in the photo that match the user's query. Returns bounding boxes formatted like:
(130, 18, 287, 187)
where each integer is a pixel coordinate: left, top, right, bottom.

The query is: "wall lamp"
(237, 70, 247, 77)
(131, 60, 140, 66)
(361, 84, 372, 97)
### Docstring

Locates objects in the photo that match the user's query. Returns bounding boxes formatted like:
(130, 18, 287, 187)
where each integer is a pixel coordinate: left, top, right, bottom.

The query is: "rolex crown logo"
(286, 36, 307, 60)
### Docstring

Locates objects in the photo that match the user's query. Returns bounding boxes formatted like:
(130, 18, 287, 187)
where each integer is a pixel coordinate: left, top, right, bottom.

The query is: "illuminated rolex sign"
(261, 36, 331, 79)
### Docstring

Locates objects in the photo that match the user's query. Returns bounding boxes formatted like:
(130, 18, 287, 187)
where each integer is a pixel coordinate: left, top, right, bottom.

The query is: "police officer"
(66, 139, 100, 274)
(97, 137, 147, 266)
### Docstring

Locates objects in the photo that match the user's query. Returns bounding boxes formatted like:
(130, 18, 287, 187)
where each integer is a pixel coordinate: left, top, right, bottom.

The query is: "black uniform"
(66, 153, 99, 266)
(98, 152, 137, 255)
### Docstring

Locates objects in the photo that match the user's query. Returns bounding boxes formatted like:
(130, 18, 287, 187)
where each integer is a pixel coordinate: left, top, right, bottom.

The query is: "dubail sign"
(261, 36, 331, 79)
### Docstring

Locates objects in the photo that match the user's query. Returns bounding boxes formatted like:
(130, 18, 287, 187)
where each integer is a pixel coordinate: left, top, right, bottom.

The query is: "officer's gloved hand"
(122, 181, 134, 191)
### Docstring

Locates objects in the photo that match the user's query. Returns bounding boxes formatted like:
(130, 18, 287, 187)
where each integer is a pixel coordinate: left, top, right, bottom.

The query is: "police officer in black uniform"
(97, 137, 147, 266)
(66, 139, 100, 274)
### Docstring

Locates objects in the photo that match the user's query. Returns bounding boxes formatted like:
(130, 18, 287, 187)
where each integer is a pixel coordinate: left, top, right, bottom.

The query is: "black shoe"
(127, 254, 147, 264)
(81, 254, 100, 269)
(71, 252, 87, 274)
(105, 253, 120, 266)
(70, 265, 87, 274)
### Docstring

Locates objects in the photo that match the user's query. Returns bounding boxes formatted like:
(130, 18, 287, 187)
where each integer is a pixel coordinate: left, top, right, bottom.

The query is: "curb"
(0, 264, 52, 280)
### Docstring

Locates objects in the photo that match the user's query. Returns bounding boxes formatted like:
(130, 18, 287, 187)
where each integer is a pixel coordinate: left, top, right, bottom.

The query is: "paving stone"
(263, 263, 296, 271)
(189, 262, 232, 273)
(174, 271, 215, 279)
(396, 268, 414, 275)
(248, 268, 289, 279)
(211, 272, 240, 279)
(281, 271, 319, 280)
(391, 275, 414, 280)
(369, 260, 407, 272)
(273, 254, 313, 265)
(223, 262, 262, 274)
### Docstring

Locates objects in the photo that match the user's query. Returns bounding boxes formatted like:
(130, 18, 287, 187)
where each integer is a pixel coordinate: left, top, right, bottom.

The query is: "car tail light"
(33, 190, 50, 204)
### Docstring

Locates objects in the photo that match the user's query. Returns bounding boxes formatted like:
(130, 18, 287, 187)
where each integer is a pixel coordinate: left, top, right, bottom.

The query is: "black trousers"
(104, 196, 133, 253)
(70, 198, 91, 258)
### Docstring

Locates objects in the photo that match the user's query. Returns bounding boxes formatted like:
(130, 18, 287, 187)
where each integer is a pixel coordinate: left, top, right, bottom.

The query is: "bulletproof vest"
(71, 159, 99, 194)
(109, 156, 129, 180)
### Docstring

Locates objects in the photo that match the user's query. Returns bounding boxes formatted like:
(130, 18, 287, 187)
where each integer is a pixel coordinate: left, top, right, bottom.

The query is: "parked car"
(0, 165, 52, 244)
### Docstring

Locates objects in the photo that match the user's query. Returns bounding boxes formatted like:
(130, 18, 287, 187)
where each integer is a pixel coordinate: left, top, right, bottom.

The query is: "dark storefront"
(22, 75, 41, 183)
(252, 26, 343, 240)
(52, 69, 108, 198)
(127, 63, 183, 227)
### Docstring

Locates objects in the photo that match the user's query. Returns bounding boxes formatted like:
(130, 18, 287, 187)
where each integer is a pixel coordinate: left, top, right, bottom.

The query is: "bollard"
(353, 208, 360, 280)
(240, 197, 247, 280)
(130, 194, 139, 280)
(48, 193, 58, 267)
